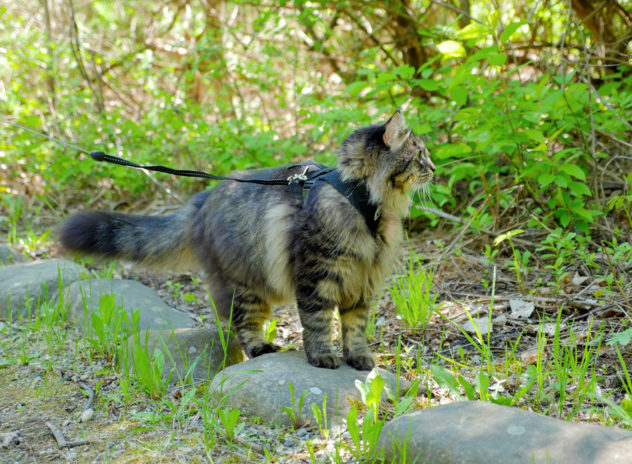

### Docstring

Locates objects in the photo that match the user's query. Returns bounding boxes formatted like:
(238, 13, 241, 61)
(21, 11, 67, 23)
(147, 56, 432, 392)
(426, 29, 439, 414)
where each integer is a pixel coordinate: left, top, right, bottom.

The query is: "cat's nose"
(426, 159, 436, 172)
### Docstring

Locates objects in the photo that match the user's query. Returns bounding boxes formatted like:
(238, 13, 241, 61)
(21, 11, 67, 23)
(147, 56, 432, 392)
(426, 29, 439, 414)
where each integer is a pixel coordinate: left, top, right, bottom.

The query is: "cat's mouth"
(419, 171, 434, 184)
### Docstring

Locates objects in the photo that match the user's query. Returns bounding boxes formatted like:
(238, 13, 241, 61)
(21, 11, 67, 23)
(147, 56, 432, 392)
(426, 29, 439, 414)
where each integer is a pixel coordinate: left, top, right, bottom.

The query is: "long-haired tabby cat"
(59, 110, 435, 370)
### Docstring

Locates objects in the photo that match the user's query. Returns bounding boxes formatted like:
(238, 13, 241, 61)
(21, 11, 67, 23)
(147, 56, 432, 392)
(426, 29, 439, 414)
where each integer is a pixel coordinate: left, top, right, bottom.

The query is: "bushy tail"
(59, 203, 199, 272)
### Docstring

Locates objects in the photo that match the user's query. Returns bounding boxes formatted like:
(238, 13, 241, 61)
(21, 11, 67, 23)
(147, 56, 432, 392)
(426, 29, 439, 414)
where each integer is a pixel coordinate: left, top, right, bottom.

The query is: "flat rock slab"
(210, 350, 411, 428)
(63, 278, 195, 333)
(0, 259, 85, 320)
(126, 327, 243, 383)
(378, 400, 632, 464)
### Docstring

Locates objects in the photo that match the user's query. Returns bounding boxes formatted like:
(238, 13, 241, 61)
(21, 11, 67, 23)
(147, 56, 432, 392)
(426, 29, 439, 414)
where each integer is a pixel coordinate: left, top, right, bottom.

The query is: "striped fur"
(58, 110, 434, 370)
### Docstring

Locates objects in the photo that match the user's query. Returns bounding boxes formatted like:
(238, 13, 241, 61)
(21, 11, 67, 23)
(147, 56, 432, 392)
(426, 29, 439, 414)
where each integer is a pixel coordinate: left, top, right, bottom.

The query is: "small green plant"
(282, 382, 308, 429)
(607, 173, 632, 229)
(481, 244, 499, 289)
(494, 229, 529, 293)
(344, 405, 384, 463)
(217, 407, 243, 442)
(264, 317, 277, 344)
(536, 228, 592, 294)
(84, 293, 130, 361)
(354, 370, 385, 422)
(390, 251, 437, 328)
(118, 313, 171, 400)
(2, 193, 24, 245)
(311, 393, 329, 440)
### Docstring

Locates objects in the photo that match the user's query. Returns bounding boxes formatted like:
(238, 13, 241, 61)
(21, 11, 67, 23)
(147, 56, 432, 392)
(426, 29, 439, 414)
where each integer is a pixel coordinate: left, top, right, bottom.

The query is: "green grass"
(389, 251, 438, 329)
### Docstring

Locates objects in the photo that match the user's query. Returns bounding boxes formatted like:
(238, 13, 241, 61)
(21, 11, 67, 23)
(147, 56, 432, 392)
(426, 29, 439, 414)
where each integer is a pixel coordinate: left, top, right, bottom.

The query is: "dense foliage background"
(1, 0, 630, 240)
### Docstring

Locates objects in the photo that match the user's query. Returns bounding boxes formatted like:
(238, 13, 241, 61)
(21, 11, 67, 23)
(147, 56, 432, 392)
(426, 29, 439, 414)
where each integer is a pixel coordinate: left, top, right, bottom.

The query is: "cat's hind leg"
(230, 288, 279, 358)
(208, 281, 278, 359)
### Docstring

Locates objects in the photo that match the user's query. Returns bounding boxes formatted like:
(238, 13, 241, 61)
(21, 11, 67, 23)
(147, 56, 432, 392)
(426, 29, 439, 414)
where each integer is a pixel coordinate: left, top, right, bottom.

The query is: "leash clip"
(287, 166, 310, 185)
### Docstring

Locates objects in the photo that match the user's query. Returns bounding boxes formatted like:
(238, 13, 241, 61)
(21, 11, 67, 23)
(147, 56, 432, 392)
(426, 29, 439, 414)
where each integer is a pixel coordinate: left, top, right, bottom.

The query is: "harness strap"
(310, 170, 381, 237)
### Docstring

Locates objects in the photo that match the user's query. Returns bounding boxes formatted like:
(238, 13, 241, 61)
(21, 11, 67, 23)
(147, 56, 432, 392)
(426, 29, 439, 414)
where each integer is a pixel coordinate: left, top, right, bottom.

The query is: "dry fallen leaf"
(510, 299, 535, 319)
(461, 316, 492, 335)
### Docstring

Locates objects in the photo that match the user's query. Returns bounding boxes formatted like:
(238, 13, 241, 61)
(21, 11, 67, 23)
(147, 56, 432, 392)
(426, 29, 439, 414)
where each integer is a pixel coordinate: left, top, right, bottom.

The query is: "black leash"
(0, 118, 311, 186)
(89, 151, 295, 186)
(2, 118, 381, 235)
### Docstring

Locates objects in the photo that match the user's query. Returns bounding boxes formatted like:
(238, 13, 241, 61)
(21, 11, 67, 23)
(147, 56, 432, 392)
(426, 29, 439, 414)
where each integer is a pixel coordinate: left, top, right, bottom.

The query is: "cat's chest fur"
(264, 182, 405, 308)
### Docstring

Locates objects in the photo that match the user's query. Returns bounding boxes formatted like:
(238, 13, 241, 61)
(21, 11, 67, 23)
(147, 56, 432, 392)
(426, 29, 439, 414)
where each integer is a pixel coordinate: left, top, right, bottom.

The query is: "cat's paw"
(248, 342, 280, 358)
(307, 352, 340, 369)
(346, 351, 375, 371)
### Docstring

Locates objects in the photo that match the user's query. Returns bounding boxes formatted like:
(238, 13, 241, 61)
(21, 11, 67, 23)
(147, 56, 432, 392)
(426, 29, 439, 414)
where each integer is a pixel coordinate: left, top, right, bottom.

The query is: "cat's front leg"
(296, 287, 339, 369)
(340, 305, 375, 371)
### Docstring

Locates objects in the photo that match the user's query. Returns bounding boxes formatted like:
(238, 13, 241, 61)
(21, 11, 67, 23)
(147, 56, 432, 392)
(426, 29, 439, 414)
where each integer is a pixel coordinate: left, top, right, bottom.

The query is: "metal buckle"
(287, 166, 310, 185)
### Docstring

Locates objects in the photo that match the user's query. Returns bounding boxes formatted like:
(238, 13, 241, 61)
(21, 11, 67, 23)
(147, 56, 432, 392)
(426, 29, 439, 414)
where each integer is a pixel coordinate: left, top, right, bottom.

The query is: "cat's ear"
(383, 109, 408, 150)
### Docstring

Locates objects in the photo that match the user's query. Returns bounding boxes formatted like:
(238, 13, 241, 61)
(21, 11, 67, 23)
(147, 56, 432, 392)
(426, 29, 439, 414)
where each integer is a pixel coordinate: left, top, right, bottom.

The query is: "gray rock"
(378, 400, 632, 464)
(125, 327, 243, 383)
(0, 259, 85, 320)
(210, 350, 411, 428)
(63, 278, 195, 333)
(0, 244, 26, 264)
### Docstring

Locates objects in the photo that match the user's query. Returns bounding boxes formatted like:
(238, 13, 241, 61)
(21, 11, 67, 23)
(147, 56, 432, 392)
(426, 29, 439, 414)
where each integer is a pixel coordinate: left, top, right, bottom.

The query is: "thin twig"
(79, 381, 94, 411)
(45, 422, 92, 449)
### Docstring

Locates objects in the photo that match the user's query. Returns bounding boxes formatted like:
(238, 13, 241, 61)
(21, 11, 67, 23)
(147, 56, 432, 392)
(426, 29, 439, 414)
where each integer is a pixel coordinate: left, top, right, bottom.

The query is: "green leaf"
(524, 129, 545, 143)
(608, 328, 632, 346)
(346, 406, 361, 451)
(434, 144, 472, 159)
(569, 181, 592, 197)
(376, 72, 397, 83)
(415, 79, 439, 91)
(458, 375, 477, 400)
(470, 46, 500, 61)
(538, 173, 556, 187)
(456, 22, 490, 40)
(494, 229, 524, 246)
(395, 65, 415, 80)
(346, 81, 367, 97)
(488, 53, 507, 66)
(431, 365, 460, 395)
(559, 211, 572, 227)
(450, 84, 468, 105)
(555, 174, 569, 188)
(500, 21, 526, 45)
(560, 164, 586, 180)
(437, 40, 466, 58)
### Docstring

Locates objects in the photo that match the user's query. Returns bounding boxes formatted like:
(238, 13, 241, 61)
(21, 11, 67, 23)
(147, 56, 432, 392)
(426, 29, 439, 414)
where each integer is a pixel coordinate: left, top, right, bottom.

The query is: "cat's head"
(337, 110, 435, 200)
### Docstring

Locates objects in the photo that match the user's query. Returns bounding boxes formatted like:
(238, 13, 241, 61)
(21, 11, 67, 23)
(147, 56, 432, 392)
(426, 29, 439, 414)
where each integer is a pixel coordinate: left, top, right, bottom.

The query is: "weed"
(390, 251, 437, 328)
(118, 314, 171, 400)
(494, 229, 529, 294)
(282, 382, 308, 430)
(355, 370, 385, 422)
(217, 407, 243, 442)
(264, 317, 277, 344)
(344, 405, 384, 463)
(1, 193, 24, 246)
(311, 393, 329, 440)
(83, 293, 130, 362)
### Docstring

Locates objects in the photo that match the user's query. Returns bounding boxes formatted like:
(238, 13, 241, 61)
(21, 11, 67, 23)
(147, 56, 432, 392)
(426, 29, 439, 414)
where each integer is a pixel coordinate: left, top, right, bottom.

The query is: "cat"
(59, 110, 435, 370)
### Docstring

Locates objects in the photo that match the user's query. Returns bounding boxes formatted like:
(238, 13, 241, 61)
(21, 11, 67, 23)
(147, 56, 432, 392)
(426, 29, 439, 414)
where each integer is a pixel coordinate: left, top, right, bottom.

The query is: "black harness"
(89, 151, 381, 237)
